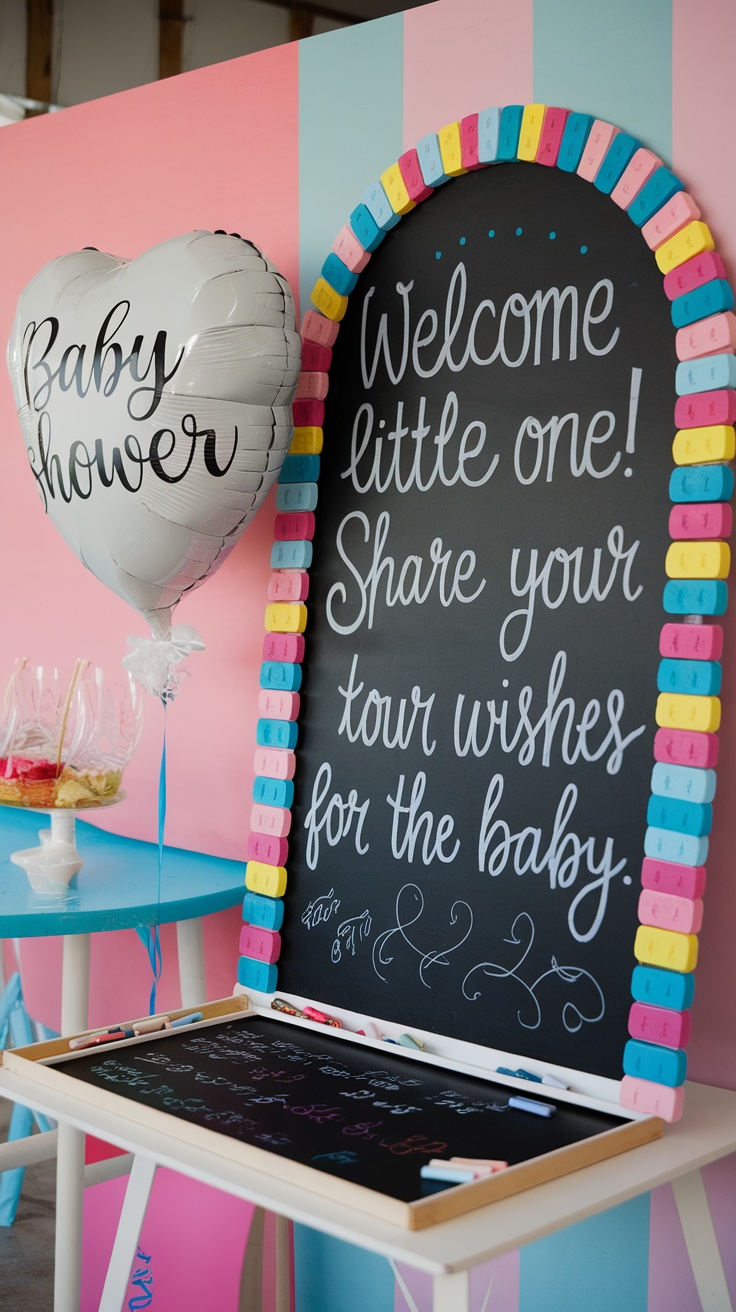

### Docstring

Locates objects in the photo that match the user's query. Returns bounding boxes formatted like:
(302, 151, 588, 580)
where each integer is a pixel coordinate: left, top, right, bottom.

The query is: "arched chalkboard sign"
(242, 108, 734, 1122)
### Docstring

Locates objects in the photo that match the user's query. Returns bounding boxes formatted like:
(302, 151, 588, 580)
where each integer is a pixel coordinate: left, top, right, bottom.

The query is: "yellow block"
(665, 540, 730, 580)
(290, 426, 323, 455)
(380, 162, 415, 216)
(311, 277, 349, 322)
(264, 602, 308, 635)
(656, 691, 721, 734)
(672, 424, 736, 465)
(246, 861, 287, 898)
(518, 104, 546, 161)
(634, 924, 698, 973)
(655, 221, 715, 274)
(438, 121, 466, 177)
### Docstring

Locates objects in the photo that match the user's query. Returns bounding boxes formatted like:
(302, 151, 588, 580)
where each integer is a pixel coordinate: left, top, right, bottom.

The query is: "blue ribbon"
(136, 705, 166, 1014)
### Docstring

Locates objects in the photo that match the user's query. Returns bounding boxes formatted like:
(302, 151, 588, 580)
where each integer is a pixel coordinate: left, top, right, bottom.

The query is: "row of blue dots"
(436, 236, 588, 258)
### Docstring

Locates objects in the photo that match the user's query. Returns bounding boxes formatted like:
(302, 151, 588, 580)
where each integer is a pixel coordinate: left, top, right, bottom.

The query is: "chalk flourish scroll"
(372, 883, 473, 986)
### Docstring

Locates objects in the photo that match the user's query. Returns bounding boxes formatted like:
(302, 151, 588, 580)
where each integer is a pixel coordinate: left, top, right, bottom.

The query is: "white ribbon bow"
(122, 625, 206, 703)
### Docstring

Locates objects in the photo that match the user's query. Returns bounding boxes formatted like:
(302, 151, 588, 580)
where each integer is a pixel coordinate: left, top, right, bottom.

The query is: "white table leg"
(176, 917, 206, 1009)
(433, 1270, 470, 1312)
(98, 1155, 157, 1312)
(273, 1214, 292, 1312)
(240, 1205, 266, 1311)
(61, 933, 90, 1035)
(672, 1168, 733, 1311)
(54, 1120, 85, 1312)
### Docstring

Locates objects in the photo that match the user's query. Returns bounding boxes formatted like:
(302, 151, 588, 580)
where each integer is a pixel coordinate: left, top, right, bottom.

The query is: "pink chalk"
(246, 830, 289, 865)
(628, 1002, 692, 1049)
(676, 311, 736, 360)
(268, 571, 310, 603)
(611, 148, 662, 209)
(274, 511, 315, 542)
(577, 120, 618, 182)
(675, 389, 736, 429)
(620, 1075, 685, 1122)
(641, 192, 701, 251)
(292, 398, 324, 427)
(262, 632, 305, 663)
(641, 856, 706, 900)
(258, 688, 300, 721)
(663, 250, 727, 301)
(654, 726, 719, 768)
(398, 148, 433, 204)
(460, 114, 482, 170)
(332, 223, 371, 274)
(638, 888, 704, 935)
(239, 923, 281, 964)
(300, 309, 340, 348)
(659, 621, 723, 660)
(301, 340, 332, 372)
(668, 502, 732, 542)
(250, 804, 292, 839)
(253, 747, 296, 782)
(535, 106, 569, 166)
(295, 371, 329, 400)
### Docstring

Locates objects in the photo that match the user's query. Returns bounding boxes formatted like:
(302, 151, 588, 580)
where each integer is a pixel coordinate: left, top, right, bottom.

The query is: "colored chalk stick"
(243, 891, 284, 932)
(416, 133, 450, 187)
(332, 224, 371, 274)
(650, 761, 716, 804)
(237, 956, 278, 993)
(631, 963, 696, 1011)
(270, 541, 313, 570)
(279, 453, 320, 484)
(245, 861, 288, 898)
(252, 775, 295, 809)
(349, 202, 385, 253)
(628, 1002, 692, 1050)
(644, 826, 708, 868)
(620, 1075, 685, 1123)
(380, 162, 416, 215)
(611, 147, 661, 208)
(253, 747, 296, 782)
(247, 831, 289, 866)
(659, 622, 723, 660)
(663, 251, 727, 301)
(497, 104, 524, 161)
(641, 857, 706, 902)
(662, 579, 727, 615)
(257, 689, 300, 722)
(268, 570, 310, 603)
(638, 888, 703, 936)
(642, 192, 701, 251)
(669, 464, 734, 503)
(594, 132, 639, 193)
(676, 312, 736, 361)
(256, 718, 299, 750)
(239, 923, 282, 964)
(290, 426, 323, 454)
(250, 803, 292, 839)
(301, 340, 332, 372)
(260, 660, 303, 692)
(657, 657, 722, 696)
(293, 398, 324, 428)
(577, 120, 618, 182)
(673, 423, 735, 465)
(634, 923, 699, 974)
(460, 114, 481, 170)
(655, 691, 721, 733)
(301, 308, 340, 347)
(398, 148, 433, 204)
(646, 794, 712, 838)
(362, 179, 401, 231)
(665, 539, 730, 579)
(310, 277, 348, 322)
(295, 373, 328, 401)
(276, 483, 318, 514)
(623, 1039, 687, 1087)
(262, 632, 304, 663)
(655, 221, 715, 275)
(676, 352, 736, 395)
(557, 111, 594, 172)
(265, 602, 307, 634)
(517, 104, 546, 161)
(438, 121, 466, 176)
(477, 106, 501, 163)
(628, 168, 683, 227)
(536, 106, 569, 167)
(671, 280, 734, 329)
(653, 727, 719, 769)
(274, 511, 316, 542)
(675, 390, 736, 429)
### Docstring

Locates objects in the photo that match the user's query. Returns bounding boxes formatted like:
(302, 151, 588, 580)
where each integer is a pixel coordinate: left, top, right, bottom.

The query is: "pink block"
(253, 747, 296, 782)
(628, 1001, 692, 1049)
(268, 570, 310, 603)
(246, 830, 289, 865)
(398, 148, 433, 203)
(675, 389, 736, 429)
(620, 1075, 685, 1122)
(642, 192, 702, 251)
(295, 370, 329, 400)
(663, 250, 727, 301)
(577, 120, 618, 182)
(659, 621, 723, 659)
(250, 803, 292, 838)
(274, 510, 315, 542)
(638, 888, 704, 935)
(332, 223, 371, 273)
(536, 106, 569, 166)
(300, 308, 340, 348)
(239, 923, 282, 964)
(262, 632, 305, 663)
(654, 726, 719, 768)
(293, 397, 324, 427)
(676, 311, 736, 360)
(258, 688, 300, 720)
(611, 148, 662, 209)
(301, 340, 332, 372)
(668, 502, 732, 541)
(460, 114, 482, 170)
(641, 856, 706, 900)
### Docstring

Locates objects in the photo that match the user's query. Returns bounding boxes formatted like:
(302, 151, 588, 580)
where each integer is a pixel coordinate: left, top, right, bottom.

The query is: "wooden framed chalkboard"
(244, 108, 734, 1123)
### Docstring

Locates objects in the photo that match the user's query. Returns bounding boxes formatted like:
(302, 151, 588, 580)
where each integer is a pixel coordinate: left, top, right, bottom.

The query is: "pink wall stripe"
(403, 0, 533, 150)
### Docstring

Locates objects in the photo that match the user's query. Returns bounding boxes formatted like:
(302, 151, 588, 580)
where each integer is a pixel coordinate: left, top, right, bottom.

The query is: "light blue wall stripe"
(298, 14, 405, 315)
(533, 0, 673, 164)
(519, 1195, 651, 1312)
(294, 1224, 396, 1312)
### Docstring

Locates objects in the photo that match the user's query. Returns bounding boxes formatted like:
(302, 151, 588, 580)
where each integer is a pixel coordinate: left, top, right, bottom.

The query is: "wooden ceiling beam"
(25, 0, 53, 113)
(159, 1, 186, 81)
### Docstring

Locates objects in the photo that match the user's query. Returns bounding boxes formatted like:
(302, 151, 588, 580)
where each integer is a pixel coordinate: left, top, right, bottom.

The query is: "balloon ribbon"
(136, 705, 166, 1013)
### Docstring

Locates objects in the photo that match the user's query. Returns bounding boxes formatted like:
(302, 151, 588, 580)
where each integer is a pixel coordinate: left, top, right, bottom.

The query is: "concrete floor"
(0, 1100, 55, 1310)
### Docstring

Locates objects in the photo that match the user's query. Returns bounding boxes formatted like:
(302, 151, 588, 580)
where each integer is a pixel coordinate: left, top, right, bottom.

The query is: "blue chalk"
(650, 762, 716, 805)
(671, 280, 734, 330)
(646, 794, 712, 838)
(256, 718, 298, 750)
(627, 167, 683, 226)
(644, 826, 709, 867)
(362, 180, 401, 232)
(420, 1165, 474, 1183)
(663, 579, 728, 616)
(349, 202, 386, 252)
(321, 252, 359, 297)
(416, 133, 450, 187)
(675, 353, 736, 396)
(657, 658, 722, 697)
(260, 660, 302, 692)
(594, 133, 640, 193)
(623, 1038, 687, 1087)
(497, 105, 524, 161)
(253, 776, 295, 809)
(477, 106, 501, 163)
(508, 1096, 555, 1117)
(669, 464, 734, 503)
(556, 112, 594, 172)
(276, 482, 318, 513)
(631, 964, 695, 1012)
(243, 891, 285, 932)
(237, 956, 278, 993)
(270, 540, 313, 570)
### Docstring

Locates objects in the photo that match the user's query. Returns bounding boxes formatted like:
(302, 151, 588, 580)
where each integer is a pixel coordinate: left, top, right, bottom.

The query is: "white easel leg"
(433, 1270, 470, 1312)
(98, 1155, 157, 1312)
(54, 1120, 85, 1312)
(672, 1168, 733, 1311)
(176, 917, 206, 1008)
(61, 933, 90, 1035)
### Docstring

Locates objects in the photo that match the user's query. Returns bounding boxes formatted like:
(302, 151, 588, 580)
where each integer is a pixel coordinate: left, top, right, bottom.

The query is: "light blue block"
(594, 133, 640, 193)
(631, 964, 695, 1011)
(623, 1039, 687, 1086)
(650, 762, 716, 804)
(646, 794, 712, 837)
(362, 179, 401, 231)
(497, 104, 524, 161)
(663, 579, 728, 615)
(675, 352, 736, 396)
(279, 454, 320, 484)
(477, 106, 501, 162)
(556, 112, 594, 172)
(657, 657, 721, 697)
(260, 661, 302, 692)
(627, 167, 683, 226)
(644, 826, 708, 867)
(237, 956, 278, 993)
(416, 133, 450, 187)
(669, 464, 734, 503)
(256, 718, 298, 750)
(671, 280, 734, 329)
(270, 540, 313, 570)
(253, 776, 295, 809)
(276, 482, 318, 512)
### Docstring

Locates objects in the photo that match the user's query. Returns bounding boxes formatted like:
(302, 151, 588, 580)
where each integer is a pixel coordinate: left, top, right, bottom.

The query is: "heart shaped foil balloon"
(7, 232, 301, 684)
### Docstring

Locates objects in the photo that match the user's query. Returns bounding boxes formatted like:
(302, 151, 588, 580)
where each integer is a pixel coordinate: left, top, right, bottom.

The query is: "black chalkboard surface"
(278, 162, 676, 1081)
